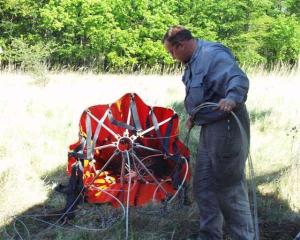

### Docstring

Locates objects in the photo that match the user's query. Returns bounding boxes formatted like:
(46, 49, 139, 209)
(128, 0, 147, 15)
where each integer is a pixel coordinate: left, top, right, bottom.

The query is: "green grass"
(0, 65, 300, 239)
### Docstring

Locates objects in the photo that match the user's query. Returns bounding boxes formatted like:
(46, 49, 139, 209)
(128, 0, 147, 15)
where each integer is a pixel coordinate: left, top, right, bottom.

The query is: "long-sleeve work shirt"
(183, 39, 249, 125)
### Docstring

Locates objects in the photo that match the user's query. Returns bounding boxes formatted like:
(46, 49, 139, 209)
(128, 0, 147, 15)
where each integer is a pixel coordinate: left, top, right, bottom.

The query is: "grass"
(246, 64, 300, 217)
(0, 64, 299, 239)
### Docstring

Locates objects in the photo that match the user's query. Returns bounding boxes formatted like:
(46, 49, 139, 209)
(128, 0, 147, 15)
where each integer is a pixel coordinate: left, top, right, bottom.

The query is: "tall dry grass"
(0, 72, 185, 227)
(247, 64, 300, 215)
(0, 64, 299, 238)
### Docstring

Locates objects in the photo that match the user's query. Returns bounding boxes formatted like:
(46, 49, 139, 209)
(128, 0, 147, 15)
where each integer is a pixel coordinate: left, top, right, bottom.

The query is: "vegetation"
(0, 64, 299, 239)
(0, 0, 299, 72)
(0, 1, 299, 238)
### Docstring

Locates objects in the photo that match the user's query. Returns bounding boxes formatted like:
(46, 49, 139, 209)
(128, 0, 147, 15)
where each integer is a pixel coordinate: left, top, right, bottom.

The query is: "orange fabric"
(67, 93, 190, 207)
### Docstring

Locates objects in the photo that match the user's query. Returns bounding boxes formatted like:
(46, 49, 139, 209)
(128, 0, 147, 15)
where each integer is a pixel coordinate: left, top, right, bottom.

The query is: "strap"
(68, 137, 86, 160)
(162, 114, 178, 154)
(108, 110, 136, 131)
(150, 108, 169, 154)
(57, 160, 84, 220)
(145, 111, 152, 134)
(86, 113, 93, 160)
(91, 110, 109, 158)
(130, 94, 142, 131)
(150, 107, 167, 151)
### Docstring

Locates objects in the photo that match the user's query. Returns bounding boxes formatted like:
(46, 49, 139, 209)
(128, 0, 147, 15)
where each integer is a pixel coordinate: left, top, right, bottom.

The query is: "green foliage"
(4, 38, 54, 70)
(262, 15, 300, 64)
(0, 0, 299, 72)
(286, 0, 300, 19)
(3, 38, 56, 85)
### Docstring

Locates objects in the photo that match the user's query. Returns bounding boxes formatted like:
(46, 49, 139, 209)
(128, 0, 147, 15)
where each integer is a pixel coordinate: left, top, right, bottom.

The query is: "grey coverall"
(183, 40, 255, 239)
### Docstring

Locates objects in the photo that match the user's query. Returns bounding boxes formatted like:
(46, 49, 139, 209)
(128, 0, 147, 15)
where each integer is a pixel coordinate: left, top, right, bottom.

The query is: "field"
(0, 65, 300, 239)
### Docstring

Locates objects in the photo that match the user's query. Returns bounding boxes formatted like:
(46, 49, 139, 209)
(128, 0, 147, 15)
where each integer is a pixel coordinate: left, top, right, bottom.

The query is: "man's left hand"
(218, 98, 236, 112)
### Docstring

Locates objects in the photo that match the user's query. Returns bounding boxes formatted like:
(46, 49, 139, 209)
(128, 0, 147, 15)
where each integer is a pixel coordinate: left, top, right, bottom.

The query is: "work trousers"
(193, 104, 255, 240)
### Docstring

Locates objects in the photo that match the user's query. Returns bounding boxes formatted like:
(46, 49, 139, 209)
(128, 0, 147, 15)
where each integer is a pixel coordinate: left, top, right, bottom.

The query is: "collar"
(182, 40, 202, 85)
(185, 39, 202, 67)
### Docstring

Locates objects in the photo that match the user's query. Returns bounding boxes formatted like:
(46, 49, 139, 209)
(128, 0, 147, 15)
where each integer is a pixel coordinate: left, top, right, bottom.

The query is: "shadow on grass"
(1, 101, 299, 240)
(252, 167, 300, 240)
(0, 163, 200, 240)
(1, 165, 128, 240)
(170, 101, 300, 239)
(2, 165, 299, 240)
(255, 166, 291, 186)
(256, 191, 300, 240)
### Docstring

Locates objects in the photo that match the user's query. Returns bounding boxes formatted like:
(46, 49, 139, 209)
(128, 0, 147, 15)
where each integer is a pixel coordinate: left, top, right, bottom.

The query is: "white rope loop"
(190, 101, 259, 240)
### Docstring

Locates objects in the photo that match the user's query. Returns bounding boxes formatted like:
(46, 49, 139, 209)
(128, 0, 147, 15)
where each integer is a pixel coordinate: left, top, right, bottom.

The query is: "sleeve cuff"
(226, 92, 244, 104)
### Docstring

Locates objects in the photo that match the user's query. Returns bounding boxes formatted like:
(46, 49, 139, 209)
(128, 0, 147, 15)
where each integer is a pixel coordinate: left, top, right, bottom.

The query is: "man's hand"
(218, 98, 236, 112)
(185, 116, 194, 130)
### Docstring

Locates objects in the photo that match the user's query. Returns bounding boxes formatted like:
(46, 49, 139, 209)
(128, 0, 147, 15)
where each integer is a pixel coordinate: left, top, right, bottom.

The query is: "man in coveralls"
(163, 26, 255, 239)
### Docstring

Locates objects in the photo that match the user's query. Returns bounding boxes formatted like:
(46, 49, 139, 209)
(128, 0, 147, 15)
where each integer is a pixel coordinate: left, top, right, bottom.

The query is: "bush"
(0, 0, 299, 71)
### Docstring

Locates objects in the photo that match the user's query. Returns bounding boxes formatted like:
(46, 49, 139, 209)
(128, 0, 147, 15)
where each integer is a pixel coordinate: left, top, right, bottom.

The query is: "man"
(163, 26, 255, 239)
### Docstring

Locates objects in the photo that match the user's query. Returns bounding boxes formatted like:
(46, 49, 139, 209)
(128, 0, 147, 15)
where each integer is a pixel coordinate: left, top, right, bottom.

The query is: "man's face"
(164, 40, 190, 64)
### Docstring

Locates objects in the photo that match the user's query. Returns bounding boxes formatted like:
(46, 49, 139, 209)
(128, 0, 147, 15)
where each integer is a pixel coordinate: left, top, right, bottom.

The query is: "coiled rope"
(186, 101, 260, 240)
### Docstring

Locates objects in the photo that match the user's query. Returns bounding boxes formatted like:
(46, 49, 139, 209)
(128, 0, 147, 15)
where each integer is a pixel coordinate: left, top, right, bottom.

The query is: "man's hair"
(162, 26, 193, 45)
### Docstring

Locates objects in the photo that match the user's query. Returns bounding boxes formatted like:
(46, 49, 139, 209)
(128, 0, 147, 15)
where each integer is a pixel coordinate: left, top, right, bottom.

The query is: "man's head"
(163, 26, 196, 64)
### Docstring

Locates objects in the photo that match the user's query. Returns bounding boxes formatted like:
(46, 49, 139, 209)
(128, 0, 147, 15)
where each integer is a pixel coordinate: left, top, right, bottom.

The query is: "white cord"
(190, 101, 259, 240)
(151, 156, 189, 204)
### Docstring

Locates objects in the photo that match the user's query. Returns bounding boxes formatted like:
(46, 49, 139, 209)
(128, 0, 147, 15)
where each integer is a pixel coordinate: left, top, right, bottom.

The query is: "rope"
(125, 151, 131, 240)
(165, 157, 189, 203)
(141, 134, 179, 140)
(13, 217, 30, 240)
(7, 106, 189, 240)
(187, 101, 260, 240)
(8, 156, 126, 239)
(7, 188, 126, 239)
